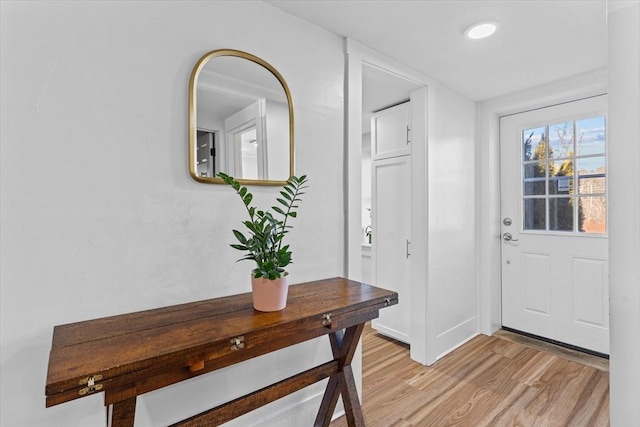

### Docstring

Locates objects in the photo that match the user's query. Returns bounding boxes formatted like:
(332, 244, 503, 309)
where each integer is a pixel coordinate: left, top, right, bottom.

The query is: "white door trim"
(345, 38, 434, 365)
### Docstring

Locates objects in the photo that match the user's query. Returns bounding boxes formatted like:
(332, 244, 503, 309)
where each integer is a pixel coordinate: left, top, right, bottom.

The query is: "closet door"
(371, 102, 411, 160)
(371, 155, 411, 343)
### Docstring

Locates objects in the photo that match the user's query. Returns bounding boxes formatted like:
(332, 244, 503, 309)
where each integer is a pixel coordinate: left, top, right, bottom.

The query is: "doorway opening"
(360, 63, 422, 349)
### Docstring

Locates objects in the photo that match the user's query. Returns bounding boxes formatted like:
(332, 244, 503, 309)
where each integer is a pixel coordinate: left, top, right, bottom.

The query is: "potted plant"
(218, 172, 309, 311)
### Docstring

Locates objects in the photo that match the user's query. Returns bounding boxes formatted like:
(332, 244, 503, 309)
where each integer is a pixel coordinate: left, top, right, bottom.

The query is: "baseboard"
(240, 390, 344, 426)
(429, 316, 478, 364)
(371, 320, 410, 344)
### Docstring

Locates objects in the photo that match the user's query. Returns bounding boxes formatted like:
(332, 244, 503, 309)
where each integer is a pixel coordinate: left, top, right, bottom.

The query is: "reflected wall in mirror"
(189, 49, 294, 185)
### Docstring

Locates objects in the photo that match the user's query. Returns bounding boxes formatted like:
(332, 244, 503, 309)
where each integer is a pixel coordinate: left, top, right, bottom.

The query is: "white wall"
(608, 2, 640, 425)
(425, 85, 478, 363)
(0, 2, 344, 426)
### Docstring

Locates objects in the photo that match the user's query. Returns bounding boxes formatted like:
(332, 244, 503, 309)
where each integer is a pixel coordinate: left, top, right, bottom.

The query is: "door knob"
(503, 232, 519, 242)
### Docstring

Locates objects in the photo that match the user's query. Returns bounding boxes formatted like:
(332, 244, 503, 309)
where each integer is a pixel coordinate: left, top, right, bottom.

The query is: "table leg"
(109, 397, 136, 427)
(314, 323, 366, 427)
(339, 365, 365, 427)
(315, 375, 342, 426)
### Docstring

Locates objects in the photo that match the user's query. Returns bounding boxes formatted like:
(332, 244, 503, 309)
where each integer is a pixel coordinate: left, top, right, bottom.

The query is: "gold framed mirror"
(189, 49, 294, 185)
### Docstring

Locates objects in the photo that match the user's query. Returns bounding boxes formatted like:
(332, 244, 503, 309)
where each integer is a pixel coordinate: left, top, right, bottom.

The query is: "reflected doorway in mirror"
(189, 49, 295, 185)
(196, 129, 217, 178)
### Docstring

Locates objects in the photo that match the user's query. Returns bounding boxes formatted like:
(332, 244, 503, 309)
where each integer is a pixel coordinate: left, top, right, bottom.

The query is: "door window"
(521, 116, 606, 234)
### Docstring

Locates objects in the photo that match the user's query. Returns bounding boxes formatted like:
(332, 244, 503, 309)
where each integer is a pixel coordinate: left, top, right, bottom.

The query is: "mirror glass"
(189, 50, 294, 185)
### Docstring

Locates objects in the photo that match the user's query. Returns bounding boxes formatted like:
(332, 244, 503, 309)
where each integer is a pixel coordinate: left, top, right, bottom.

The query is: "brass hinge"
(322, 313, 332, 326)
(322, 312, 337, 329)
(230, 336, 245, 351)
(78, 374, 103, 396)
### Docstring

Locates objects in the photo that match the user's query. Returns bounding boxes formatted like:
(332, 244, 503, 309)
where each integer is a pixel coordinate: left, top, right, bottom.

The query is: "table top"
(45, 277, 397, 407)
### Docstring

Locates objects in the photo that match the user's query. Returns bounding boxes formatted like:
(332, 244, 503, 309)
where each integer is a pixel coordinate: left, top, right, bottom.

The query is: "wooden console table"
(45, 277, 397, 426)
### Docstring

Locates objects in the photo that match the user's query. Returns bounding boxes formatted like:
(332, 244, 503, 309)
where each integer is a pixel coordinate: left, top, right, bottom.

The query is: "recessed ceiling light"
(464, 22, 499, 39)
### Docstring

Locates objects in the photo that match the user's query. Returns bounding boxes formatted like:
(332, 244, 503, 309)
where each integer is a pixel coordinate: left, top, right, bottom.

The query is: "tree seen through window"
(521, 116, 606, 233)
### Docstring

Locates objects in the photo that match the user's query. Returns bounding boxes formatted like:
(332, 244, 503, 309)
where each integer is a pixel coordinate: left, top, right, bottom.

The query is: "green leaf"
(280, 191, 292, 201)
(243, 193, 253, 206)
(283, 186, 294, 195)
(239, 187, 247, 197)
(218, 172, 234, 185)
(277, 253, 291, 266)
(272, 206, 286, 216)
(230, 244, 249, 251)
(232, 229, 248, 244)
(288, 211, 297, 218)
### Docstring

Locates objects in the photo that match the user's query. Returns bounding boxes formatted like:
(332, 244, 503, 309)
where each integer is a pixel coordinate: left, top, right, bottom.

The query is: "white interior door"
(500, 95, 609, 355)
(371, 155, 411, 343)
(371, 101, 411, 344)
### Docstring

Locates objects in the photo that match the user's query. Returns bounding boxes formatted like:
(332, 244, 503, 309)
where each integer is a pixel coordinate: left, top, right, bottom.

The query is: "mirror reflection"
(189, 50, 294, 185)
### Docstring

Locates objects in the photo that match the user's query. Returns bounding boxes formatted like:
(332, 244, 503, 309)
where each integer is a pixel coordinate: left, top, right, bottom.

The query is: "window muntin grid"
(521, 116, 606, 234)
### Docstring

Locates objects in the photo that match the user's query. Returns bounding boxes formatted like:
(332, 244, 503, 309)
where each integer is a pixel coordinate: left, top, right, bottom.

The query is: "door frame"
(498, 96, 609, 354)
(477, 68, 608, 336)
(345, 38, 433, 365)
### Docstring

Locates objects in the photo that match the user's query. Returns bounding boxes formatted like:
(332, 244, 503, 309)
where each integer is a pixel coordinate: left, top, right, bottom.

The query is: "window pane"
(548, 159, 574, 195)
(549, 197, 574, 232)
(577, 116, 606, 156)
(579, 196, 606, 233)
(524, 198, 546, 230)
(523, 127, 546, 161)
(577, 157, 606, 195)
(549, 121, 574, 160)
(523, 163, 546, 195)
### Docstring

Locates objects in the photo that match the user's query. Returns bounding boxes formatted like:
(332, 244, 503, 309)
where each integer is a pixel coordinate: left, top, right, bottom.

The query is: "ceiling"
(265, 0, 607, 102)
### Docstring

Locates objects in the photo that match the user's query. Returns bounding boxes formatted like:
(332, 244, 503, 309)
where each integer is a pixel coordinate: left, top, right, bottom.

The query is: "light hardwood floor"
(330, 324, 609, 427)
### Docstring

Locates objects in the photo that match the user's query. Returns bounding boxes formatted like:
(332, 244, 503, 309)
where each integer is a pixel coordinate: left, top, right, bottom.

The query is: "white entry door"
(500, 96, 609, 355)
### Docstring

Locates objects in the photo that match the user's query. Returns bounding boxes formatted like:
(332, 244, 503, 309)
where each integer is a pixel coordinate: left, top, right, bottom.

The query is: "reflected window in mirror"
(189, 49, 294, 185)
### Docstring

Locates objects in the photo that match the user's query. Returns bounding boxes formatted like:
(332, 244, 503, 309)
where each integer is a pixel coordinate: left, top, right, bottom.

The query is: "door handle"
(503, 232, 519, 242)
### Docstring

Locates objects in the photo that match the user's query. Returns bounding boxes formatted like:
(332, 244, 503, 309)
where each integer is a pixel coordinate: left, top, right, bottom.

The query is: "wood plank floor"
(330, 324, 609, 427)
